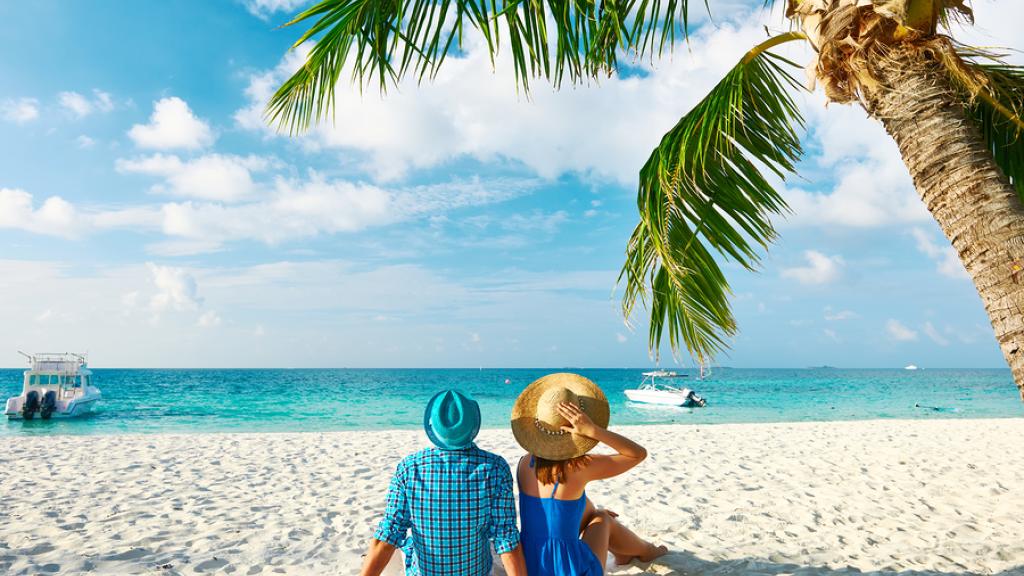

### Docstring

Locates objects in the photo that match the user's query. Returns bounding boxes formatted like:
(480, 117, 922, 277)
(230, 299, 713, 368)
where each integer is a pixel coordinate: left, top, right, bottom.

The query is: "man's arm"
(363, 462, 412, 576)
(499, 543, 528, 576)
(360, 539, 397, 576)
(487, 460, 523, 573)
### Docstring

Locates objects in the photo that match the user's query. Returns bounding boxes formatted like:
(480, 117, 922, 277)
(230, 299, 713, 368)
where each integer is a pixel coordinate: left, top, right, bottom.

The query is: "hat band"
(533, 418, 569, 436)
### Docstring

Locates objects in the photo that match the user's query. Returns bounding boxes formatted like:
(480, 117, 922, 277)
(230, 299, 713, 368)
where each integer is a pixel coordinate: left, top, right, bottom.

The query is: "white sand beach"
(2, 418, 1023, 575)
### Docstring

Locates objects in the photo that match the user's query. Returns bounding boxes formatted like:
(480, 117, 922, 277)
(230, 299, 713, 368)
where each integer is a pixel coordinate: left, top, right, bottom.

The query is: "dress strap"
(550, 481, 559, 499)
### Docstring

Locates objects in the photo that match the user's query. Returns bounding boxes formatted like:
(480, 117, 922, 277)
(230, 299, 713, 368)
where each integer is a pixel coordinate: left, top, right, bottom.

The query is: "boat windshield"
(29, 373, 82, 388)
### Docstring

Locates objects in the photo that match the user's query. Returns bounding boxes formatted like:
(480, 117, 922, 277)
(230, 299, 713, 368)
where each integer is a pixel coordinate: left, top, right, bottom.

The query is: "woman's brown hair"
(533, 454, 591, 485)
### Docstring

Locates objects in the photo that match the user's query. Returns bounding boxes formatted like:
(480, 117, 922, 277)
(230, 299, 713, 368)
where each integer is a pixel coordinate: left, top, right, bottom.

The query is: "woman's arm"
(557, 402, 647, 481)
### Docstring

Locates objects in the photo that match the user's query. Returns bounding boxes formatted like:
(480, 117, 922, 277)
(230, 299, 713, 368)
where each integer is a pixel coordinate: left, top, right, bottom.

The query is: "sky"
(0, 0, 1019, 369)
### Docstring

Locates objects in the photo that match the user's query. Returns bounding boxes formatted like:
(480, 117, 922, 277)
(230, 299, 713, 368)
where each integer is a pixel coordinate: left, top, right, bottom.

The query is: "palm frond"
(619, 38, 805, 363)
(939, 46, 1024, 200)
(266, 0, 712, 134)
(937, 0, 974, 32)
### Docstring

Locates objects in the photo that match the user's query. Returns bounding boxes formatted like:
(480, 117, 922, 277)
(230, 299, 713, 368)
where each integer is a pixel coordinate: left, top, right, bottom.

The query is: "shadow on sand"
(492, 549, 1024, 576)
(606, 550, 1024, 576)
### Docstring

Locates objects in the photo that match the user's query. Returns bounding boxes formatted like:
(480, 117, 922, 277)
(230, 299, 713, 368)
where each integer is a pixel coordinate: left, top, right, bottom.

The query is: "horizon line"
(0, 366, 1011, 371)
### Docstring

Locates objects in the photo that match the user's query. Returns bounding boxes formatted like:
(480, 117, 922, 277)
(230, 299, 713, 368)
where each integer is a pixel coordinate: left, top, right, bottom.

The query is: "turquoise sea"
(2, 368, 1021, 436)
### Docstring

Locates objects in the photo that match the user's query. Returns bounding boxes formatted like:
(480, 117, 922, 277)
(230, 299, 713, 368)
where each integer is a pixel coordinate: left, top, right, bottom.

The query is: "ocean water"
(1, 368, 1021, 437)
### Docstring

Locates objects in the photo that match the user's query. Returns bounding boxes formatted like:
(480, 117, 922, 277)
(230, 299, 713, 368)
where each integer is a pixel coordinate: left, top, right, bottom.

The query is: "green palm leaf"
(619, 36, 805, 362)
(265, 0, 711, 134)
(943, 48, 1024, 200)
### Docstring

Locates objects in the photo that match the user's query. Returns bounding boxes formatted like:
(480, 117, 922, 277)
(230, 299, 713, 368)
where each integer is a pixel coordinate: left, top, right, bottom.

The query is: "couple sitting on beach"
(359, 373, 667, 575)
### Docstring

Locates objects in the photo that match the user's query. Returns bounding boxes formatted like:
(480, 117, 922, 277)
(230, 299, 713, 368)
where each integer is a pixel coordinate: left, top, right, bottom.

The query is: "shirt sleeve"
(373, 461, 412, 548)
(487, 460, 521, 555)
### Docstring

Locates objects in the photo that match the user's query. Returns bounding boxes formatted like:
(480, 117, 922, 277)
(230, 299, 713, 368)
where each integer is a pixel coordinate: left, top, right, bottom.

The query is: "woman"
(510, 373, 668, 574)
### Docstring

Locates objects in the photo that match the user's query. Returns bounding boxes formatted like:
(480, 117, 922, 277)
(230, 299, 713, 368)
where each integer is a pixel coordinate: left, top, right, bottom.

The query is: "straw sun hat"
(511, 373, 610, 461)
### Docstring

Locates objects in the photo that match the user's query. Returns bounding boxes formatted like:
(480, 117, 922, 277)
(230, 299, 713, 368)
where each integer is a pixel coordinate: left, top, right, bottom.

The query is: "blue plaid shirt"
(374, 444, 520, 575)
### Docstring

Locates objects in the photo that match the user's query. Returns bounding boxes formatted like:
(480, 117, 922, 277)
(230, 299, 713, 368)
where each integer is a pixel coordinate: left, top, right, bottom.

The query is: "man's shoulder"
(471, 446, 512, 469)
(398, 445, 510, 470)
(397, 447, 441, 469)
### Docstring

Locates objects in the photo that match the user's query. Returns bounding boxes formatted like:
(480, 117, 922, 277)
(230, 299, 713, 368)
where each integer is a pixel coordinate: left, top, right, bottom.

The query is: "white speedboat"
(624, 370, 706, 407)
(5, 352, 101, 420)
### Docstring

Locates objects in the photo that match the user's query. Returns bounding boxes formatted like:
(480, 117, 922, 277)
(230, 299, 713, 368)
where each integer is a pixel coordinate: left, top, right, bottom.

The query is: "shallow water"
(1, 367, 1020, 436)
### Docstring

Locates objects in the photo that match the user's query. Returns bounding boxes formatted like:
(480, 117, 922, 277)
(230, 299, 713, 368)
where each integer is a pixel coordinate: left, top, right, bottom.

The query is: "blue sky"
(0, 0, 1018, 368)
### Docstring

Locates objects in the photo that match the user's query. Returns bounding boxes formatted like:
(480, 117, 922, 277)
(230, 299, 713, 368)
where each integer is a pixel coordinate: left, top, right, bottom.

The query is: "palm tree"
(265, 0, 1024, 398)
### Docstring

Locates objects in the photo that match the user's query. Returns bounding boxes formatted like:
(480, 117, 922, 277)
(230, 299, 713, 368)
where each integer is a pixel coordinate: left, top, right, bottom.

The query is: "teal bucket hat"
(424, 390, 481, 450)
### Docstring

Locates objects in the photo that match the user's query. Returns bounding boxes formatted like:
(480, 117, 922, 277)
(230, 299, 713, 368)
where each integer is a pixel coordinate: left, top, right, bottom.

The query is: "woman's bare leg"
(581, 498, 668, 565)
(580, 509, 611, 572)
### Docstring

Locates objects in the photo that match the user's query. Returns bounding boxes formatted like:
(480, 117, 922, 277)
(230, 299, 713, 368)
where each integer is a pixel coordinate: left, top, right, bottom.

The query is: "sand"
(1, 418, 1023, 575)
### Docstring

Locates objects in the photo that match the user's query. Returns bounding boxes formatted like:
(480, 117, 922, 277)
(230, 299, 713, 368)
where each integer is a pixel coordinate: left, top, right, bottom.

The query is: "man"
(360, 389, 527, 576)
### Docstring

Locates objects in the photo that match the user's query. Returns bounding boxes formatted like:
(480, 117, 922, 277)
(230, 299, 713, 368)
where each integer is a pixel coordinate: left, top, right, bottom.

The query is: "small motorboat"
(5, 352, 101, 420)
(624, 370, 706, 407)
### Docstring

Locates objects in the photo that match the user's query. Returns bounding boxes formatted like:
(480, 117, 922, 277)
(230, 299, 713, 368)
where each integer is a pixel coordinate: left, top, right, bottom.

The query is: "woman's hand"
(557, 401, 600, 439)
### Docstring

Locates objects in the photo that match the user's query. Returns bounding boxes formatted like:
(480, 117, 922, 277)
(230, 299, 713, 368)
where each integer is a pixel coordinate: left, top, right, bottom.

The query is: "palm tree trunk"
(862, 46, 1024, 399)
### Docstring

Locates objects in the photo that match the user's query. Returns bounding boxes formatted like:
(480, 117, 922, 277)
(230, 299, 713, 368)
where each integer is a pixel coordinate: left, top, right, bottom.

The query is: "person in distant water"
(360, 389, 527, 576)
(511, 373, 668, 574)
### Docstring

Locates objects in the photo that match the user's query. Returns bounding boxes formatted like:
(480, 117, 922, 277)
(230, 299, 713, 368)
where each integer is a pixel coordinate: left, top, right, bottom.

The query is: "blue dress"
(518, 459, 604, 575)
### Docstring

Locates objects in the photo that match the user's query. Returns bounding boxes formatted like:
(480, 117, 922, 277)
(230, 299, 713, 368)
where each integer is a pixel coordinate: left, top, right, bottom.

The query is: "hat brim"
(511, 373, 610, 461)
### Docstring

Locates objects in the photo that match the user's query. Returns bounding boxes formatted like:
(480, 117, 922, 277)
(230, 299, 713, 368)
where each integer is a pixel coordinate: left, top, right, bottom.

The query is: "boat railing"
(19, 352, 87, 374)
(638, 380, 689, 393)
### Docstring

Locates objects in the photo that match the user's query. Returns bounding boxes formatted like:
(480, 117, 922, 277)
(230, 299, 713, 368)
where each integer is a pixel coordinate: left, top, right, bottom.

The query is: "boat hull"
(625, 389, 695, 407)
(5, 389, 101, 419)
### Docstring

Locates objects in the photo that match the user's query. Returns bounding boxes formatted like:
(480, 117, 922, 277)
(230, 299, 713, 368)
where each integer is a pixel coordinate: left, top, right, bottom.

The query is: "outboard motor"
(21, 390, 40, 420)
(687, 391, 707, 408)
(40, 390, 57, 419)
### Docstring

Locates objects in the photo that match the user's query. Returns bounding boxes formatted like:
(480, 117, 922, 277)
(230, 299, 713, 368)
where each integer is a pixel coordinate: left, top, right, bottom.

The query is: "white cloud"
(94, 90, 114, 112)
(922, 321, 950, 347)
(76, 135, 96, 149)
(783, 103, 930, 228)
(1, 97, 39, 123)
(197, 310, 222, 328)
(886, 319, 918, 342)
(0, 189, 80, 237)
(781, 250, 844, 285)
(58, 89, 115, 118)
(911, 228, 969, 280)
(148, 175, 529, 253)
(500, 210, 568, 234)
(129, 97, 215, 150)
(235, 13, 775, 183)
(824, 307, 857, 321)
(90, 205, 164, 230)
(241, 0, 307, 19)
(59, 92, 90, 117)
(121, 291, 140, 309)
(616, 333, 628, 343)
(116, 153, 273, 202)
(148, 263, 202, 312)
